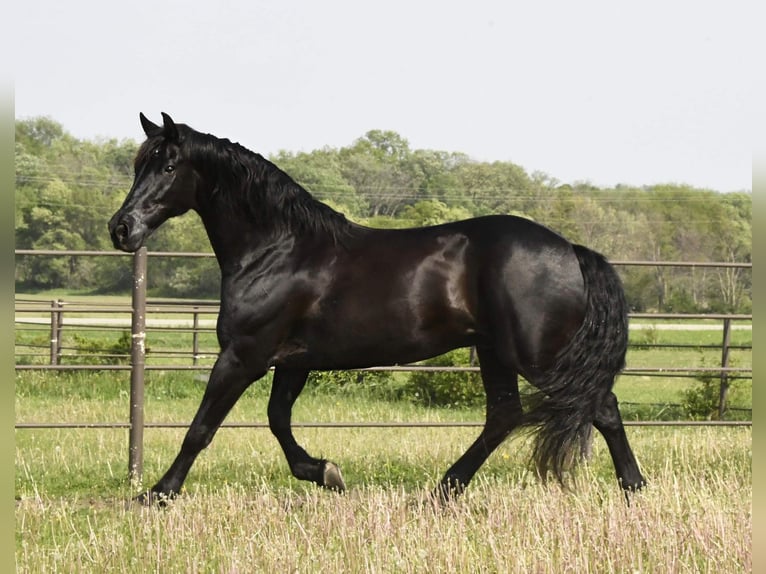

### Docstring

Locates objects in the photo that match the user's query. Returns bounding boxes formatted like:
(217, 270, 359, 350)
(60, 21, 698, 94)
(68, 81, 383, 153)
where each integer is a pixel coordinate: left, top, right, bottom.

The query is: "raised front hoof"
(322, 461, 346, 493)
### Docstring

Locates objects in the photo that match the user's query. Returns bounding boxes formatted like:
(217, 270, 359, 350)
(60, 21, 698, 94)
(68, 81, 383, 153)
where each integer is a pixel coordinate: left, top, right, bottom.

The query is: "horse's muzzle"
(108, 212, 144, 252)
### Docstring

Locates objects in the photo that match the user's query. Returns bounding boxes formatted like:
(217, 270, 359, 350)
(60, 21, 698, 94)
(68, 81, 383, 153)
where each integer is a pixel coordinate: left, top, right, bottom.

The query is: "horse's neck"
(198, 201, 299, 273)
(195, 165, 344, 268)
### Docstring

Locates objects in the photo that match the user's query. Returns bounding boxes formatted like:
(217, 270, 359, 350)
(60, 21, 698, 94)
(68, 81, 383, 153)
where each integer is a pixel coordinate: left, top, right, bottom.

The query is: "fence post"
(717, 318, 732, 420)
(192, 307, 200, 365)
(56, 299, 64, 363)
(128, 247, 148, 485)
(49, 300, 60, 365)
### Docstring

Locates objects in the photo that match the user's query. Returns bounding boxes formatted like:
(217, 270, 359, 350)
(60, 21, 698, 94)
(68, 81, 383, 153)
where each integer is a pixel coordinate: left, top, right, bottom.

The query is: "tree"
(707, 193, 751, 311)
(270, 148, 365, 217)
(452, 160, 534, 217)
(404, 149, 471, 208)
(397, 200, 473, 227)
(339, 131, 423, 217)
(15, 116, 64, 154)
(15, 118, 137, 291)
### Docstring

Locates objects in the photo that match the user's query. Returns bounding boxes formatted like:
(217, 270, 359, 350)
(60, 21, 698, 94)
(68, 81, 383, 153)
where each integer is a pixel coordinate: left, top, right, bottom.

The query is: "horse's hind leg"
(268, 367, 346, 491)
(436, 346, 523, 501)
(593, 392, 646, 491)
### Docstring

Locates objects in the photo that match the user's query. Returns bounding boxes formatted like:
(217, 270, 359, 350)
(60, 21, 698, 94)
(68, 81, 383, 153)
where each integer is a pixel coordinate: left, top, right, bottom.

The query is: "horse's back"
(334, 215, 587, 373)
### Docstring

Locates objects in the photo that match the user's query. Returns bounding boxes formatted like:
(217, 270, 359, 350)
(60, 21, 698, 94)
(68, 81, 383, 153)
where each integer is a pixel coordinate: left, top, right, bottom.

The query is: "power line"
(15, 177, 747, 206)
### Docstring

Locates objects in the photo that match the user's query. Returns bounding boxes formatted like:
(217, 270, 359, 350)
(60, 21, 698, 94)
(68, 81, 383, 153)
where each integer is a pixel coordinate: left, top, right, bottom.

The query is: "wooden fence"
(14, 249, 753, 482)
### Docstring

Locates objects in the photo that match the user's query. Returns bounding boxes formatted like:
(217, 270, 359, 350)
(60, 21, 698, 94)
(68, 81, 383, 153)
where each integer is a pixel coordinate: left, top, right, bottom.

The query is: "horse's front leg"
(268, 367, 346, 491)
(136, 349, 265, 504)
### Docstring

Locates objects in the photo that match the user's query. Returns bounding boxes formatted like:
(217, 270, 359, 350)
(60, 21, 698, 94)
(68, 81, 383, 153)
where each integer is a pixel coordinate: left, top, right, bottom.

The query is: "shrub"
(403, 348, 484, 407)
(681, 353, 740, 420)
(306, 369, 396, 398)
(68, 331, 132, 365)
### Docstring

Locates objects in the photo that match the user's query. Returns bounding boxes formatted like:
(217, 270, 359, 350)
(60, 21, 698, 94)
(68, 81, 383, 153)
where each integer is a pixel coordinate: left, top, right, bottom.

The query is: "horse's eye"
(165, 165, 175, 173)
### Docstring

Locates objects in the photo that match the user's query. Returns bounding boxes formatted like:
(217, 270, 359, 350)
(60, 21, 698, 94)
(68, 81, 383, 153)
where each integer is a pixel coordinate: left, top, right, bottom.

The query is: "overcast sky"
(11, 0, 754, 192)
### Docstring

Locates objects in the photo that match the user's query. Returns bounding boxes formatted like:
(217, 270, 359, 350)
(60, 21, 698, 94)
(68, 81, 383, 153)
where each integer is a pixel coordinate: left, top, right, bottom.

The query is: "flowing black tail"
(523, 244, 629, 484)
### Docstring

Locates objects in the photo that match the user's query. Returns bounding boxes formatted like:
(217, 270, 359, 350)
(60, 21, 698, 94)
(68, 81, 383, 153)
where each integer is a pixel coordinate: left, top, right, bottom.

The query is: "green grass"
(14, 365, 752, 500)
(15, 423, 752, 573)
(14, 318, 753, 572)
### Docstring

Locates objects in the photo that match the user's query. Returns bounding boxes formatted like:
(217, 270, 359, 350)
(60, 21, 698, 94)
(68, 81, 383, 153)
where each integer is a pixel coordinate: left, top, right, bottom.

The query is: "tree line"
(14, 117, 751, 313)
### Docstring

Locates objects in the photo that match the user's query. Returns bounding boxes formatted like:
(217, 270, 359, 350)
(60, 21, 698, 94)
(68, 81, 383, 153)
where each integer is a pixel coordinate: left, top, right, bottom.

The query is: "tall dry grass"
(16, 426, 751, 573)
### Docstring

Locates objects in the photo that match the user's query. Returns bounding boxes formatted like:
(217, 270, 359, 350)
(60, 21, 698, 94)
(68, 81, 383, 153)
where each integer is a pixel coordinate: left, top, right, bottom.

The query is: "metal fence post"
(55, 299, 64, 363)
(718, 318, 732, 420)
(128, 247, 148, 485)
(192, 306, 200, 365)
(49, 300, 60, 365)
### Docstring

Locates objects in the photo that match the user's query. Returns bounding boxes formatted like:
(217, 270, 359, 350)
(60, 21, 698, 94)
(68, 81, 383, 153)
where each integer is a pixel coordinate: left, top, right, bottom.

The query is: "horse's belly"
(274, 319, 478, 371)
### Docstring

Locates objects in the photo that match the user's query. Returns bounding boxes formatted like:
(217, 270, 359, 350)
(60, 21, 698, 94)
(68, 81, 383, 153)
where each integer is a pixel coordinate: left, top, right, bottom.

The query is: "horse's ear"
(139, 113, 161, 137)
(161, 112, 179, 141)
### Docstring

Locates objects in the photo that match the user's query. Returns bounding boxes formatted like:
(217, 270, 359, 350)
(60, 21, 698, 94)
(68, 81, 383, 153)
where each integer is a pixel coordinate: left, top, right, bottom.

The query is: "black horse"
(109, 113, 645, 503)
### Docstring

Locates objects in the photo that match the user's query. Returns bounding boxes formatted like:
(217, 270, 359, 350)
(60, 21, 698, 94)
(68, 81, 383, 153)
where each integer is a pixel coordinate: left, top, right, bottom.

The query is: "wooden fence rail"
(14, 249, 753, 483)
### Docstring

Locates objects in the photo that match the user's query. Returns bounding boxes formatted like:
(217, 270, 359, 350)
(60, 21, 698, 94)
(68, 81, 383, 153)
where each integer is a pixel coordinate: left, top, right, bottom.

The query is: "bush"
(681, 353, 740, 420)
(306, 369, 396, 398)
(403, 348, 484, 407)
(67, 331, 132, 365)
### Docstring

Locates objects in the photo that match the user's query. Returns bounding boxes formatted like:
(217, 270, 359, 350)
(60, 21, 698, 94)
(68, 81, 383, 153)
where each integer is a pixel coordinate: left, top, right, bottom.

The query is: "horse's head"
(109, 113, 201, 252)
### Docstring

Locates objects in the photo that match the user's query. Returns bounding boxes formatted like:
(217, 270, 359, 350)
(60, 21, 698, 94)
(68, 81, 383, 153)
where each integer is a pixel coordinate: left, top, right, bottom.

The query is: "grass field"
(15, 418, 752, 572)
(15, 372, 753, 572)
(14, 294, 753, 572)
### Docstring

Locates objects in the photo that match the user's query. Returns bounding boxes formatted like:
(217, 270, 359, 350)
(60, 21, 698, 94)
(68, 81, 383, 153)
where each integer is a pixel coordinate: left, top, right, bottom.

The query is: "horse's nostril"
(109, 217, 141, 252)
(115, 222, 129, 240)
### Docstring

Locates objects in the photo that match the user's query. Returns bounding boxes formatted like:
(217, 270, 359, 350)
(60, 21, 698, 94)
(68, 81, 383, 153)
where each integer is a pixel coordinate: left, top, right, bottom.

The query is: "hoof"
(620, 478, 646, 506)
(620, 477, 647, 492)
(322, 461, 346, 492)
(432, 478, 466, 506)
(133, 490, 176, 507)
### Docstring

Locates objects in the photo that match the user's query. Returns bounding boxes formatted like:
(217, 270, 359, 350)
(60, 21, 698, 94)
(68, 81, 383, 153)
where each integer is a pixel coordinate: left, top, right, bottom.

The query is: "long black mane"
(142, 123, 354, 241)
